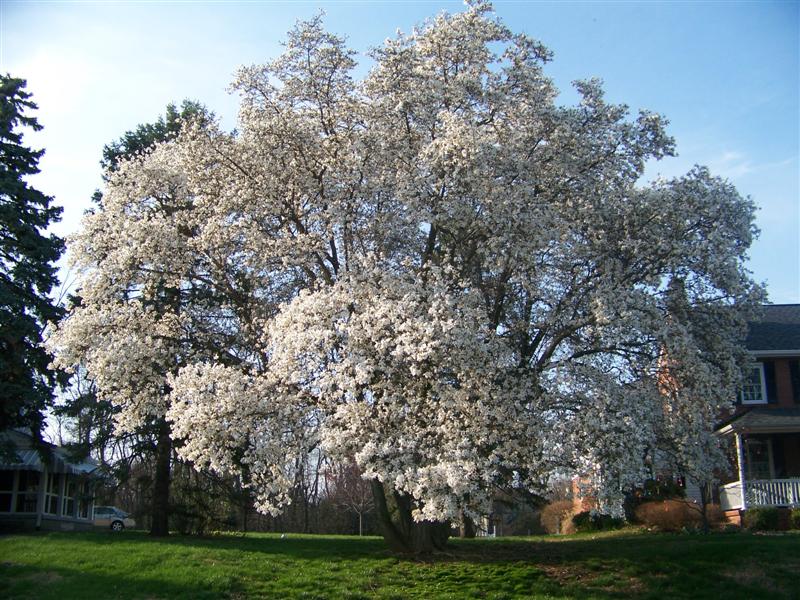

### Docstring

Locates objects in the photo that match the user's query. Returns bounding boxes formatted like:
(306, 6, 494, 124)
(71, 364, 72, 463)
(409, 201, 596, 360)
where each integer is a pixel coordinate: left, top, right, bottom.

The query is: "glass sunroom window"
(45, 473, 61, 515)
(741, 363, 767, 404)
(0, 471, 13, 512)
(78, 481, 91, 519)
(62, 477, 75, 517)
(15, 471, 40, 513)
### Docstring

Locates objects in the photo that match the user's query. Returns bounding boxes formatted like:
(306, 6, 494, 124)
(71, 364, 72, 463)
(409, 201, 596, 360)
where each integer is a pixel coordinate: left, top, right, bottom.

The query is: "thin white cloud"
(707, 151, 798, 181)
(707, 151, 754, 179)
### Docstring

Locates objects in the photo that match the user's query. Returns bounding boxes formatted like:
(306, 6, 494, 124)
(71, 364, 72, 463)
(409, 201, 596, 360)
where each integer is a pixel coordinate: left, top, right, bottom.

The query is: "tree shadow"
(5, 530, 797, 599)
(1, 561, 242, 600)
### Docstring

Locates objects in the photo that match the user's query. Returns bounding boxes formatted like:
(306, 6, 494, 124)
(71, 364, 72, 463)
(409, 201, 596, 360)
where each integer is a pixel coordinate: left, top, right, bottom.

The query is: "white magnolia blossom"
(50, 2, 762, 522)
(167, 363, 316, 515)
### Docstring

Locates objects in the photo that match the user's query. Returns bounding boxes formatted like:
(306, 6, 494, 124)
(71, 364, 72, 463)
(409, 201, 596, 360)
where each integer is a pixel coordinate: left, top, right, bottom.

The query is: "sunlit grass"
(1, 528, 797, 599)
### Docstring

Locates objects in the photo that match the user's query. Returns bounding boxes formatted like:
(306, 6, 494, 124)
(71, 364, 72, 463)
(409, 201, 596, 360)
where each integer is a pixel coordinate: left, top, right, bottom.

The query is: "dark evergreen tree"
(0, 75, 65, 441)
(101, 100, 209, 178)
(73, 99, 211, 536)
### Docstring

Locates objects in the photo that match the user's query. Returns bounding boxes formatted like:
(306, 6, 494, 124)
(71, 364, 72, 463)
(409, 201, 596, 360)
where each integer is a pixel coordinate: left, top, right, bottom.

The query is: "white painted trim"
(44, 472, 59, 515)
(58, 470, 66, 516)
(717, 423, 735, 435)
(735, 433, 747, 510)
(722, 425, 800, 435)
(741, 363, 768, 405)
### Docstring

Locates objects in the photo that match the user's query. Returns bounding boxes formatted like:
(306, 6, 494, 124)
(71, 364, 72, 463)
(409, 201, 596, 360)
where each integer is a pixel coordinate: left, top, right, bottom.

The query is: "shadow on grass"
(15, 528, 800, 564)
(4, 530, 798, 599)
(33, 529, 392, 560)
(1, 561, 242, 600)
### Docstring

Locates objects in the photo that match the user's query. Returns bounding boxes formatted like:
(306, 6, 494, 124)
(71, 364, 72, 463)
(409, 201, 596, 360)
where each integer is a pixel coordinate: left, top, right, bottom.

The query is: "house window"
(745, 438, 774, 480)
(15, 471, 40, 513)
(62, 477, 75, 518)
(44, 473, 61, 515)
(0, 471, 13, 512)
(741, 363, 767, 404)
(78, 481, 91, 519)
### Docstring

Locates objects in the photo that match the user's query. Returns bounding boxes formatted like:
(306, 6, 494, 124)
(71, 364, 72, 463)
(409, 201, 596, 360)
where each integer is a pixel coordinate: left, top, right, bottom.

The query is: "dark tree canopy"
(100, 100, 210, 177)
(76, 99, 212, 537)
(0, 75, 65, 439)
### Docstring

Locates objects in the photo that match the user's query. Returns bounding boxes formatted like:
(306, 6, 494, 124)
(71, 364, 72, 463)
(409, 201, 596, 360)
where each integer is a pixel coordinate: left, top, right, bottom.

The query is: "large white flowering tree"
(51, 2, 762, 551)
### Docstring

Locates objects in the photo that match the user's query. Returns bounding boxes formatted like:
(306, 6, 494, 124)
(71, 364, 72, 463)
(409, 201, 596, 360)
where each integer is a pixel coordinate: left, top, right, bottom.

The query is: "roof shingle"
(746, 304, 800, 352)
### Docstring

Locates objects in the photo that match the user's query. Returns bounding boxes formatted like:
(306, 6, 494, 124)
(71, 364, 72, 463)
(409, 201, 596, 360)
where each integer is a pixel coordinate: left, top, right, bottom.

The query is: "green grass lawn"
(1, 528, 798, 599)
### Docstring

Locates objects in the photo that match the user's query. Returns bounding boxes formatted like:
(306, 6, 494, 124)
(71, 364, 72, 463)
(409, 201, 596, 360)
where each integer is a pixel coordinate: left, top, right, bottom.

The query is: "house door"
(745, 437, 774, 480)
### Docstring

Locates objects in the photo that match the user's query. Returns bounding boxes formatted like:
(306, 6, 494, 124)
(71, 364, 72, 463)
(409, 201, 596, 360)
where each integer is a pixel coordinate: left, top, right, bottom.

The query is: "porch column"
(35, 467, 46, 529)
(735, 432, 747, 510)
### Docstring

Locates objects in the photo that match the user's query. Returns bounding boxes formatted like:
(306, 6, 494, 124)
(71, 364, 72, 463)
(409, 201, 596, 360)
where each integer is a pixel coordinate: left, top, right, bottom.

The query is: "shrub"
(743, 507, 781, 531)
(704, 503, 726, 526)
(541, 500, 574, 534)
(634, 500, 701, 531)
(790, 508, 800, 530)
(624, 477, 687, 521)
(572, 510, 624, 533)
(503, 509, 545, 536)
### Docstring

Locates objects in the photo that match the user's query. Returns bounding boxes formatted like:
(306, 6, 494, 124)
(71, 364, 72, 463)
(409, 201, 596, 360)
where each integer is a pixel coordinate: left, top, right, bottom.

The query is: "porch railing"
(746, 479, 800, 507)
(720, 479, 800, 510)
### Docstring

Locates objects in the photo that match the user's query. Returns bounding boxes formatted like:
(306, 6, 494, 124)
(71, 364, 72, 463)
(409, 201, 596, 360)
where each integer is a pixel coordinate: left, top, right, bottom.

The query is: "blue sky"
(2, 0, 798, 302)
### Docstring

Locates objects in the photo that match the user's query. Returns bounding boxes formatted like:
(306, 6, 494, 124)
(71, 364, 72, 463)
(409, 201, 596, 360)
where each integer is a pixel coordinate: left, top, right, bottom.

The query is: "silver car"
(94, 506, 136, 531)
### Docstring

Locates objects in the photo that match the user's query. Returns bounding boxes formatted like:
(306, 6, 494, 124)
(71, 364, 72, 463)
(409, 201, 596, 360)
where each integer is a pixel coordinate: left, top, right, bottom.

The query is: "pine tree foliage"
(64, 99, 212, 536)
(0, 74, 65, 438)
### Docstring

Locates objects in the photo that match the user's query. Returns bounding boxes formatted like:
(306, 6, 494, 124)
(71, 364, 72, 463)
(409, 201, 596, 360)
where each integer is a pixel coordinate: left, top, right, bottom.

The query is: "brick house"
(716, 304, 800, 522)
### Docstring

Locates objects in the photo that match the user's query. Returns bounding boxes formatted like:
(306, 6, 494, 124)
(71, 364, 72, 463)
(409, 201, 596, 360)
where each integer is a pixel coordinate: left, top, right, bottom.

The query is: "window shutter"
(763, 360, 777, 404)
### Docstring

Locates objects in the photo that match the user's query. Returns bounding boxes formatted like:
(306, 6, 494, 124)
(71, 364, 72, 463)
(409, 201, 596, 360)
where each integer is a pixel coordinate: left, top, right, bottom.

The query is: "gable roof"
(746, 304, 800, 353)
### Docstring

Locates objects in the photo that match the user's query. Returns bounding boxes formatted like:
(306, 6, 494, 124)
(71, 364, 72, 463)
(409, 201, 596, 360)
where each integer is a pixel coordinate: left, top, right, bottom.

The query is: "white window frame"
(62, 476, 75, 518)
(44, 472, 60, 515)
(741, 363, 768, 405)
(15, 470, 40, 513)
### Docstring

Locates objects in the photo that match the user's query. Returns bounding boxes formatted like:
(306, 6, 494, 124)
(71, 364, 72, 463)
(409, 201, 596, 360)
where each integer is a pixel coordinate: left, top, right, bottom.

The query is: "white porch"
(720, 478, 800, 510)
(716, 407, 800, 512)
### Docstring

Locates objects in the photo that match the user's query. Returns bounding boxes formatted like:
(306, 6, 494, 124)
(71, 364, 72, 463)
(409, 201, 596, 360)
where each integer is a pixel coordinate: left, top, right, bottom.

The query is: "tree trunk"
(460, 513, 477, 538)
(698, 481, 711, 534)
(150, 418, 172, 537)
(370, 479, 450, 553)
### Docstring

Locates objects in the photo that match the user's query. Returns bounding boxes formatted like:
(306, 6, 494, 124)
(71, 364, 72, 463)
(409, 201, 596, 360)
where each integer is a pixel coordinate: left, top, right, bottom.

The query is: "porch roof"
(0, 429, 99, 476)
(0, 449, 98, 475)
(716, 406, 800, 435)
